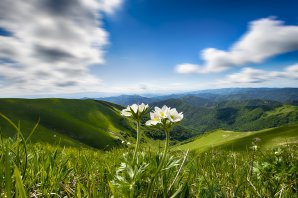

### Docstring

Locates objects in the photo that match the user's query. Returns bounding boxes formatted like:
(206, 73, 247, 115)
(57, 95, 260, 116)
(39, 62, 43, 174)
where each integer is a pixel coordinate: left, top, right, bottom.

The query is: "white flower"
(146, 105, 183, 126)
(120, 103, 149, 119)
(127, 142, 131, 145)
(167, 108, 183, 122)
(138, 103, 149, 113)
(155, 105, 170, 118)
(121, 107, 132, 117)
(130, 104, 139, 114)
(274, 148, 281, 155)
(251, 145, 258, 150)
(146, 111, 162, 126)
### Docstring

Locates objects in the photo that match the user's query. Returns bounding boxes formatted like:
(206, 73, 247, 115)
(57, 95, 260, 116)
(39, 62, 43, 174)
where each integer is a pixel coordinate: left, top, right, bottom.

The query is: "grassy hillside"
(0, 99, 135, 149)
(174, 124, 298, 152)
(152, 97, 298, 134)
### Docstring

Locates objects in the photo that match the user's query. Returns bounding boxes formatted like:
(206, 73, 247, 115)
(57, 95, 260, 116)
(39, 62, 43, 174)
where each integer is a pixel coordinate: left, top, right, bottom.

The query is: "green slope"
(174, 124, 298, 152)
(0, 99, 134, 149)
(152, 98, 298, 134)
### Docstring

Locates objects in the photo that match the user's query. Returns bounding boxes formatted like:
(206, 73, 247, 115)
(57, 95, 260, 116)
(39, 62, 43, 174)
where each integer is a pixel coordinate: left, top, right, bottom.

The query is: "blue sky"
(0, 0, 298, 97)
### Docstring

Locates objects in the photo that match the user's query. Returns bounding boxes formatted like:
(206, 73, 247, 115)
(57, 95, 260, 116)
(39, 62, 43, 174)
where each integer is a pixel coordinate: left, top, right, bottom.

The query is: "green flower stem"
(158, 129, 170, 172)
(132, 120, 140, 163)
(146, 128, 170, 197)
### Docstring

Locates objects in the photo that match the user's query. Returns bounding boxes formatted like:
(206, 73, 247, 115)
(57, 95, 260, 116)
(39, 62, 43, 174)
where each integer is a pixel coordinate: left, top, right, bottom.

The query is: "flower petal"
(130, 104, 139, 114)
(121, 109, 132, 117)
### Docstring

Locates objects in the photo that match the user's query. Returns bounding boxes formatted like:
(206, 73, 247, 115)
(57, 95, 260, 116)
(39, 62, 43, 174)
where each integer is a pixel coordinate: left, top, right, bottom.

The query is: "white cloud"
(286, 64, 298, 73)
(176, 18, 298, 74)
(0, 0, 122, 96)
(219, 63, 298, 86)
(175, 63, 201, 74)
(99, 0, 122, 15)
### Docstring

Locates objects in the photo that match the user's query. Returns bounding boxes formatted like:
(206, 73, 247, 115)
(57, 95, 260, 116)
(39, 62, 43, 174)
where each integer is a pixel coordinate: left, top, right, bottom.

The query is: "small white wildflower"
(120, 103, 149, 120)
(127, 142, 131, 145)
(252, 145, 258, 150)
(146, 105, 183, 126)
(167, 108, 183, 122)
(274, 148, 282, 155)
(145, 111, 162, 126)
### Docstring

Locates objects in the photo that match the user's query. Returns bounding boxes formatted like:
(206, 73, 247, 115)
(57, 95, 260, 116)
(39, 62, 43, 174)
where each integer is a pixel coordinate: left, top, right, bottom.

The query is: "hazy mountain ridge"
(99, 88, 298, 105)
(193, 88, 298, 102)
(96, 94, 161, 106)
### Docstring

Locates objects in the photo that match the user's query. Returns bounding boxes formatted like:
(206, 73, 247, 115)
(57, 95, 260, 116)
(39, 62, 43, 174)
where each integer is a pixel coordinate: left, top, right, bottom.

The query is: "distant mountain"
(189, 88, 298, 102)
(98, 94, 160, 106)
(98, 88, 298, 106)
(153, 88, 298, 103)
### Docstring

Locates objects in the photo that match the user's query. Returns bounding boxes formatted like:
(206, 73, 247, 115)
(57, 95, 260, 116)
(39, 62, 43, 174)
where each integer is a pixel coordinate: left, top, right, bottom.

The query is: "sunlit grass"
(175, 125, 298, 152)
(264, 105, 298, 117)
(0, 114, 297, 197)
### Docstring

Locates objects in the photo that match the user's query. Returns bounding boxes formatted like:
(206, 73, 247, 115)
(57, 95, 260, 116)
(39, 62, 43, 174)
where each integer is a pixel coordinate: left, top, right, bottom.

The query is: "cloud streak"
(218, 63, 298, 86)
(0, 0, 122, 96)
(176, 18, 298, 74)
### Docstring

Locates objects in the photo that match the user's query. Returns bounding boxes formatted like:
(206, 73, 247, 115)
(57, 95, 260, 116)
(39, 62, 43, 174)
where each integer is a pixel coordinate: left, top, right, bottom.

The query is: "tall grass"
(0, 115, 297, 197)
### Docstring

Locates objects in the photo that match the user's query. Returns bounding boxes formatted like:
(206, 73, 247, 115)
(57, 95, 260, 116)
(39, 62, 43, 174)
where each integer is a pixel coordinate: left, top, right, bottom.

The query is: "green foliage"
(111, 152, 151, 197)
(2, 136, 296, 197)
(252, 147, 298, 196)
(0, 115, 297, 197)
(144, 125, 193, 141)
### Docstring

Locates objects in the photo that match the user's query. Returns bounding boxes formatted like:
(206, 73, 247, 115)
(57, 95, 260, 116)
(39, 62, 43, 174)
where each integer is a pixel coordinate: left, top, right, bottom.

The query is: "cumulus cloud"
(218, 63, 298, 86)
(0, 0, 122, 96)
(176, 18, 298, 74)
(175, 63, 201, 74)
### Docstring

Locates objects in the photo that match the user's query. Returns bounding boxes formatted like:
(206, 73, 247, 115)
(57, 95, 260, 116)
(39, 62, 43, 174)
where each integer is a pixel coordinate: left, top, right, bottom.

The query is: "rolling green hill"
(1, 97, 297, 150)
(174, 124, 298, 152)
(152, 97, 298, 134)
(0, 99, 135, 149)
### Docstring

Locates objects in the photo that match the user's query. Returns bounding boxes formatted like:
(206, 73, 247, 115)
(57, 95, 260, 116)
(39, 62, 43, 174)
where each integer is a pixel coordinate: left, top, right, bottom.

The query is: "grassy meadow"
(0, 112, 297, 197)
(175, 124, 298, 152)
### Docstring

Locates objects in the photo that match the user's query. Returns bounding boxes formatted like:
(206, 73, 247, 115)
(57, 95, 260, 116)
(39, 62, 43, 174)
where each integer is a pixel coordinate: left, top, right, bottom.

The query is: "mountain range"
(98, 88, 298, 106)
